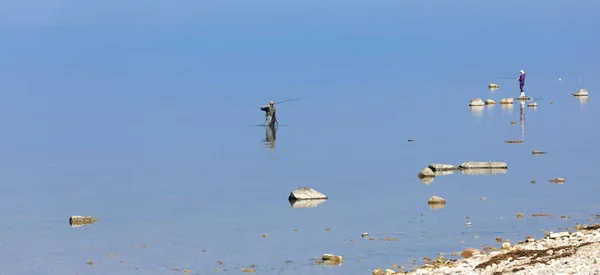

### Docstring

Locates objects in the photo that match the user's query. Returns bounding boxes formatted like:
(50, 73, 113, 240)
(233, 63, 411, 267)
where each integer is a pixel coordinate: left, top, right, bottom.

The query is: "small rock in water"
(488, 83, 500, 89)
(428, 163, 459, 172)
(549, 178, 566, 184)
(531, 180, 536, 184)
(469, 98, 485, 106)
(288, 187, 328, 200)
(262, 234, 268, 238)
(505, 140, 524, 144)
(517, 213, 525, 218)
(532, 150, 547, 155)
(465, 222, 472, 226)
(418, 167, 435, 178)
(480, 197, 486, 200)
(407, 139, 415, 142)
(321, 254, 344, 265)
(428, 196, 446, 205)
(372, 268, 384, 275)
(361, 232, 369, 237)
(69, 215, 97, 227)
(528, 102, 538, 107)
(510, 121, 517, 124)
(572, 88, 589, 96)
(500, 98, 514, 104)
(496, 237, 502, 243)
(485, 99, 496, 105)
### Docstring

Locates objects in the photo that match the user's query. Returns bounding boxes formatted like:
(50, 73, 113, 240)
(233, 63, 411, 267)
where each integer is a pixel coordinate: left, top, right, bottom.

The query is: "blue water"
(1, 0, 599, 274)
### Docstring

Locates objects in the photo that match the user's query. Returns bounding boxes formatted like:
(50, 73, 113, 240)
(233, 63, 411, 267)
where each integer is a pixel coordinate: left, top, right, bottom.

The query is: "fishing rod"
(274, 98, 302, 105)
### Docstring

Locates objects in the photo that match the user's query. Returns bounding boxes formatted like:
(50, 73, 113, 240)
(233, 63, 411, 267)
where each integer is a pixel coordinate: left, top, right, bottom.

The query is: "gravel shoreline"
(373, 224, 600, 275)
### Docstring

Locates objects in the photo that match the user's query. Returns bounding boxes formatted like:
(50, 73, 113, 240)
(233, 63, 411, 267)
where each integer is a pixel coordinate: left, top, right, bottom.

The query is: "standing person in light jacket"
(260, 100, 277, 126)
(517, 70, 526, 97)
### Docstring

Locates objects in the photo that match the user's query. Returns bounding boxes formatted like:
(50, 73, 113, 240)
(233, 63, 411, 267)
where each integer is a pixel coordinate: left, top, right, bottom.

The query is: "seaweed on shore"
(475, 242, 594, 270)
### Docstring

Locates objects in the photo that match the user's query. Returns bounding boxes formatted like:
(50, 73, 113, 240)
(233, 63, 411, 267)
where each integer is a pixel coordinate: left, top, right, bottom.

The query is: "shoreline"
(374, 223, 600, 275)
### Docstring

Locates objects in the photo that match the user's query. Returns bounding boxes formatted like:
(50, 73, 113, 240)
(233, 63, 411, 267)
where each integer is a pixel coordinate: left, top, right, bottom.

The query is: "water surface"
(0, 0, 599, 274)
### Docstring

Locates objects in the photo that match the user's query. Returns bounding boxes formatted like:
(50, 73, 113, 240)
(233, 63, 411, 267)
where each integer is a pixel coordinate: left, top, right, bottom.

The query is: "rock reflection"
(261, 125, 277, 152)
(460, 168, 508, 176)
(576, 96, 589, 104)
(419, 177, 434, 185)
(289, 199, 328, 208)
(470, 106, 484, 117)
(434, 170, 456, 176)
(500, 103, 514, 115)
(519, 101, 526, 141)
(429, 204, 445, 210)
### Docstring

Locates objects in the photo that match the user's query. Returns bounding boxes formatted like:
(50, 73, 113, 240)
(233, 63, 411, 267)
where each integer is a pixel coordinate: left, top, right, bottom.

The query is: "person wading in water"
(517, 70, 526, 97)
(260, 100, 277, 126)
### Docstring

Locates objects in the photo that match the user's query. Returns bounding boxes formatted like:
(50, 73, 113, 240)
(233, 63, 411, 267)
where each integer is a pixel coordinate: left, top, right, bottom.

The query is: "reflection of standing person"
(260, 101, 277, 126)
(519, 100, 525, 140)
(264, 125, 276, 152)
(517, 70, 526, 97)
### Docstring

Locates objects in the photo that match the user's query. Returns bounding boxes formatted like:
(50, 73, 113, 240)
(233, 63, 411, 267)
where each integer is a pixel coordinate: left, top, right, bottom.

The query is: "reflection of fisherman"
(260, 100, 277, 126)
(517, 70, 526, 97)
(519, 100, 525, 140)
(262, 125, 277, 152)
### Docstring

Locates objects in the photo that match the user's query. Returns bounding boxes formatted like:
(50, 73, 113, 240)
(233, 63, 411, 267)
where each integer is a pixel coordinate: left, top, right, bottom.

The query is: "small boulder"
(373, 268, 384, 275)
(69, 215, 97, 227)
(385, 269, 395, 275)
(459, 161, 508, 169)
(428, 163, 458, 172)
(418, 167, 435, 178)
(488, 83, 500, 89)
(528, 102, 538, 107)
(485, 99, 496, 105)
(532, 150, 547, 155)
(500, 98, 514, 104)
(427, 196, 446, 205)
(461, 248, 481, 259)
(572, 88, 588, 96)
(505, 140, 524, 144)
(322, 254, 343, 265)
(549, 178, 566, 184)
(288, 187, 328, 201)
(516, 96, 531, 101)
(469, 98, 485, 106)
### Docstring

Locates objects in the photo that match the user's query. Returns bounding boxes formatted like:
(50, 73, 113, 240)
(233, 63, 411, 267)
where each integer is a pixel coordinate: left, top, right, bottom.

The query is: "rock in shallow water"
(69, 215, 97, 227)
(572, 88, 589, 96)
(485, 99, 496, 105)
(321, 254, 343, 265)
(469, 98, 485, 106)
(500, 98, 514, 104)
(288, 187, 328, 200)
(418, 167, 435, 178)
(428, 163, 458, 172)
(459, 161, 508, 169)
(428, 196, 446, 205)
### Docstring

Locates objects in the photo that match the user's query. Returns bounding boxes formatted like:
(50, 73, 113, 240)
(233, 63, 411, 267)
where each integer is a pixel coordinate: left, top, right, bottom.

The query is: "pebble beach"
(376, 224, 600, 275)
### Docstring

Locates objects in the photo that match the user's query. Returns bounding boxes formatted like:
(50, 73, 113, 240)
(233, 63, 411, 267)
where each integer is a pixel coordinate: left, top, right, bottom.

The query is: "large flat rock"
(288, 187, 328, 201)
(459, 161, 508, 169)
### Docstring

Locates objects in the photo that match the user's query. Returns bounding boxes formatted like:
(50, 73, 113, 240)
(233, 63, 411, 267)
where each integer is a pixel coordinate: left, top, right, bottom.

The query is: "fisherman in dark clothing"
(517, 70, 526, 97)
(260, 100, 277, 126)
